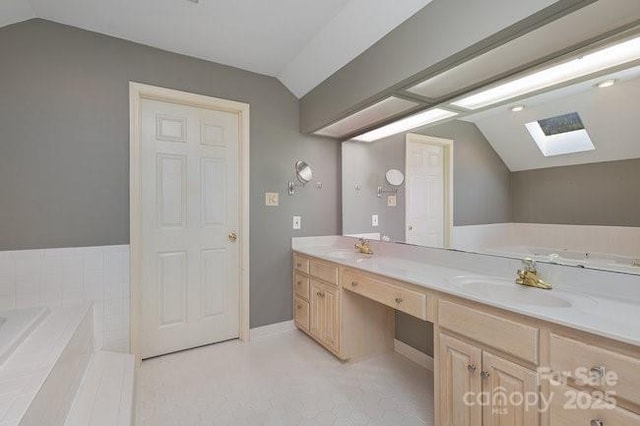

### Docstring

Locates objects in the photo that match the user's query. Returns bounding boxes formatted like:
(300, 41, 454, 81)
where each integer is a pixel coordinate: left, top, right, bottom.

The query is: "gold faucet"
(516, 258, 552, 290)
(354, 238, 374, 255)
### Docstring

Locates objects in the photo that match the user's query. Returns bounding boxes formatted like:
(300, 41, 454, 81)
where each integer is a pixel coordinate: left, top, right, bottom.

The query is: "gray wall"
(342, 120, 511, 239)
(420, 120, 512, 226)
(511, 159, 640, 227)
(0, 19, 341, 328)
(342, 137, 406, 241)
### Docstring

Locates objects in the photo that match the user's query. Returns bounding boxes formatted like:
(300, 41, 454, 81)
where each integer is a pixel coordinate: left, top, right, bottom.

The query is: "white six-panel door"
(140, 98, 240, 359)
(405, 134, 452, 248)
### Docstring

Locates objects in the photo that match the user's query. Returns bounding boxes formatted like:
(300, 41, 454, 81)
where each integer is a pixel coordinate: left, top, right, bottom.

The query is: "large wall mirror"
(342, 29, 640, 275)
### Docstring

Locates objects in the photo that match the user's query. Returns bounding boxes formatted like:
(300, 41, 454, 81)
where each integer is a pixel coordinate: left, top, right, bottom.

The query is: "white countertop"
(293, 236, 640, 348)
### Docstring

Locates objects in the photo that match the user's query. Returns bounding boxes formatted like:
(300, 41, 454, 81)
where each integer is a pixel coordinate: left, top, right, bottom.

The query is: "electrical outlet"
(265, 192, 279, 206)
(372, 214, 379, 227)
(293, 216, 301, 230)
(387, 195, 397, 207)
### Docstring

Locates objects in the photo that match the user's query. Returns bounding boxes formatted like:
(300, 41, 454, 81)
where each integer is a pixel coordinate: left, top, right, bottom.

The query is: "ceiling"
(462, 66, 640, 171)
(0, 0, 429, 98)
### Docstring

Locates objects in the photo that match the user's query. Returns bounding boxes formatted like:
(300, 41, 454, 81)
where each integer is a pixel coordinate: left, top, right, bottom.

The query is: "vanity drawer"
(550, 384, 640, 426)
(438, 300, 539, 364)
(294, 272, 309, 300)
(343, 269, 428, 320)
(293, 254, 309, 274)
(294, 297, 310, 332)
(310, 260, 338, 285)
(550, 334, 640, 407)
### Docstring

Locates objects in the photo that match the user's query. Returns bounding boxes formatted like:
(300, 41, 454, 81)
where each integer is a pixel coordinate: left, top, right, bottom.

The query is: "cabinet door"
(439, 334, 483, 426)
(482, 352, 539, 426)
(322, 284, 340, 353)
(309, 279, 324, 340)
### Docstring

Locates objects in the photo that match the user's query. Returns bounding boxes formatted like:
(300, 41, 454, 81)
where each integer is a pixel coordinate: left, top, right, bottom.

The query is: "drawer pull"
(395, 297, 403, 304)
(297, 281, 302, 286)
(590, 420, 603, 426)
(481, 371, 491, 379)
(297, 305, 302, 309)
(467, 364, 477, 374)
(316, 291, 325, 297)
(590, 366, 606, 381)
(297, 263, 302, 268)
(351, 281, 358, 287)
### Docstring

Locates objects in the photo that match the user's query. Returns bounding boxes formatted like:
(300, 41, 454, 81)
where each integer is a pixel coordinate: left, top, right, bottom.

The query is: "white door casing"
(405, 133, 453, 248)
(130, 83, 250, 361)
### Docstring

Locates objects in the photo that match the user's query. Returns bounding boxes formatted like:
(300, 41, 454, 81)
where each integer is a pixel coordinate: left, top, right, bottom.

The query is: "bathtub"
(0, 306, 50, 366)
(482, 245, 640, 273)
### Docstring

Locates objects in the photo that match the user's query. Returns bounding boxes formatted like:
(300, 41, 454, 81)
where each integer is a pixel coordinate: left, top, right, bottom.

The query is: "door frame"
(129, 82, 250, 362)
(404, 133, 454, 248)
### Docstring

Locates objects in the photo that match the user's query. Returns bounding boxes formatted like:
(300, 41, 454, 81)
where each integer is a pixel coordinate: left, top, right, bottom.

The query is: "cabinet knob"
(316, 291, 325, 297)
(351, 281, 358, 287)
(297, 305, 302, 309)
(467, 364, 477, 373)
(590, 366, 606, 381)
(297, 263, 302, 268)
(395, 297, 403, 304)
(591, 420, 604, 426)
(297, 281, 302, 286)
(481, 371, 491, 379)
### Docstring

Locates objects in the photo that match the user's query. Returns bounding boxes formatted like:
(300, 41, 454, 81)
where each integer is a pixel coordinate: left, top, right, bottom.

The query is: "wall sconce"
(288, 160, 313, 195)
(377, 169, 405, 197)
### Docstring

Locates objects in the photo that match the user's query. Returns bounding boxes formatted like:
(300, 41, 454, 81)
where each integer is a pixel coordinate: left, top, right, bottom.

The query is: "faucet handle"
(523, 257, 537, 272)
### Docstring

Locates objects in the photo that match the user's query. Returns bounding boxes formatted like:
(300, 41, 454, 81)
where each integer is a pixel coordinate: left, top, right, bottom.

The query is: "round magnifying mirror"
(295, 161, 313, 183)
(385, 169, 404, 186)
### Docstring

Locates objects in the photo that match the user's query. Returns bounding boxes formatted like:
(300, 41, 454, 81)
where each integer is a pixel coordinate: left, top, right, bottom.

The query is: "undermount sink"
(450, 276, 573, 308)
(323, 249, 372, 262)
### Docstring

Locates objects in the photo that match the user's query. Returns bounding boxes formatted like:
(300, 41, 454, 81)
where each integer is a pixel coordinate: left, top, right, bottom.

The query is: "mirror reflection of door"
(405, 134, 453, 248)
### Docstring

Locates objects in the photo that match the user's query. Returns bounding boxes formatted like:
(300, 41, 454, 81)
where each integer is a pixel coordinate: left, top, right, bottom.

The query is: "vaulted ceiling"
(0, 0, 429, 98)
(462, 66, 640, 171)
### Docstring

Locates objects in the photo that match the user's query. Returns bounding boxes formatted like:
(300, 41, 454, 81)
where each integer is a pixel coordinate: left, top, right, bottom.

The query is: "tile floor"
(137, 330, 434, 425)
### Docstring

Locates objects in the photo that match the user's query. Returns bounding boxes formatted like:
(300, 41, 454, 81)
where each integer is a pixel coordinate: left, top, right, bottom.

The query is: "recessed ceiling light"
(451, 35, 640, 110)
(511, 105, 525, 112)
(596, 79, 616, 88)
(351, 108, 458, 142)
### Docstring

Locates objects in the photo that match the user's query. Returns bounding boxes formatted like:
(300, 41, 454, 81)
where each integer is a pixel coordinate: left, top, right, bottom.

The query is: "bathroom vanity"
(292, 236, 640, 426)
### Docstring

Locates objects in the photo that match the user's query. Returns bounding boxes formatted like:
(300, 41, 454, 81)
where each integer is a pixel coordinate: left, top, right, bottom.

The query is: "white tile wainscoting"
(453, 223, 640, 258)
(0, 245, 130, 353)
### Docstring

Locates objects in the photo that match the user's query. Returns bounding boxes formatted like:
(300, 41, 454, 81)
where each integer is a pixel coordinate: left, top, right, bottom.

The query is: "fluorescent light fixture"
(351, 108, 458, 142)
(525, 113, 595, 157)
(596, 79, 616, 88)
(452, 35, 640, 110)
(511, 105, 525, 112)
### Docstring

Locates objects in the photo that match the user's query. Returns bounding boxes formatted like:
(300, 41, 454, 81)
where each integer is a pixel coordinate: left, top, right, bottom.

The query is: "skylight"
(525, 112, 595, 157)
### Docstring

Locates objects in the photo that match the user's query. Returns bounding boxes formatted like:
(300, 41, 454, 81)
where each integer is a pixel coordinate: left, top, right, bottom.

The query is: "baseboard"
(250, 320, 296, 340)
(394, 339, 434, 371)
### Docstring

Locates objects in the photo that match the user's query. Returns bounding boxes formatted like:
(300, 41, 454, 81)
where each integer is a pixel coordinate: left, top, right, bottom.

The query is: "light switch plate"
(372, 214, 379, 227)
(293, 216, 301, 230)
(387, 195, 397, 207)
(265, 192, 279, 206)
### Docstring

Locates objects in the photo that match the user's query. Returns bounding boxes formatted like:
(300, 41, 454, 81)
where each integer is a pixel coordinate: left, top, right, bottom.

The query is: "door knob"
(228, 232, 238, 242)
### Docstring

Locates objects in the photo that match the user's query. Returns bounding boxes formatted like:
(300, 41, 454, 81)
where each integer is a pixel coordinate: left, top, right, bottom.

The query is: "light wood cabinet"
(439, 333, 482, 426)
(482, 351, 539, 426)
(294, 296, 309, 331)
(293, 250, 640, 426)
(439, 333, 539, 426)
(292, 253, 395, 360)
(309, 278, 340, 353)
